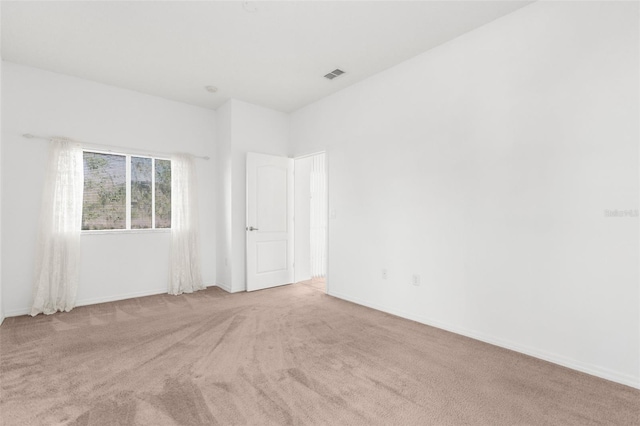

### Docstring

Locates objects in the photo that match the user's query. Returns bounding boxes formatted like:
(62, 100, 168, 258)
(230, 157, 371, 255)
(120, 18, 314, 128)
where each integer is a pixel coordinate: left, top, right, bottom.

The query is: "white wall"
(0, 56, 4, 324)
(290, 2, 639, 388)
(216, 101, 233, 292)
(294, 156, 313, 283)
(1, 63, 217, 315)
(214, 99, 290, 292)
(229, 100, 290, 292)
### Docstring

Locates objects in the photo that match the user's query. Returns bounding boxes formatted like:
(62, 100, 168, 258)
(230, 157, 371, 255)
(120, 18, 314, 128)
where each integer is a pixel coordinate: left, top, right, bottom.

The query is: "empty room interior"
(0, 1, 639, 425)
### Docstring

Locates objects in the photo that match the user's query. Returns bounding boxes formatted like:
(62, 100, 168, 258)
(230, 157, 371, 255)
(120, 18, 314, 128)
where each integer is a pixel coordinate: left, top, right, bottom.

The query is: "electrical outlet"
(381, 269, 388, 280)
(412, 274, 421, 286)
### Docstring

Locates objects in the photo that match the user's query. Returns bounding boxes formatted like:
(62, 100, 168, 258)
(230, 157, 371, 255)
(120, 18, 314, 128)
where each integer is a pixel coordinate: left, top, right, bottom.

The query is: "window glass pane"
(155, 159, 171, 228)
(131, 157, 152, 229)
(82, 152, 126, 230)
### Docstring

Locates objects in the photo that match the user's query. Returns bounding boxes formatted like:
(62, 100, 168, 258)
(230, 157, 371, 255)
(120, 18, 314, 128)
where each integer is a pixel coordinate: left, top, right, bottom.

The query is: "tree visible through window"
(131, 157, 152, 229)
(155, 159, 171, 228)
(82, 151, 171, 231)
(82, 153, 126, 230)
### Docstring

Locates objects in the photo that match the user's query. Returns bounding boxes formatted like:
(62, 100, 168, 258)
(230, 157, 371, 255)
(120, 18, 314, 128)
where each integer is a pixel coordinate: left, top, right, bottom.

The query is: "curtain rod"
(22, 133, 210, 160)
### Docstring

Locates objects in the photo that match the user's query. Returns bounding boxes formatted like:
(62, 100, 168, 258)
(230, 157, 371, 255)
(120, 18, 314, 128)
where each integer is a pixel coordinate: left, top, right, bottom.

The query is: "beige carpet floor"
(1, 284, 638, 425)
(298, 277, 326, 293)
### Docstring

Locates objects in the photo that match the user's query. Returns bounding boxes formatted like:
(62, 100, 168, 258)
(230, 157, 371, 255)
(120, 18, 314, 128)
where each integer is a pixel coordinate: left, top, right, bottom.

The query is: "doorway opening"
(294, 152, 328, 293)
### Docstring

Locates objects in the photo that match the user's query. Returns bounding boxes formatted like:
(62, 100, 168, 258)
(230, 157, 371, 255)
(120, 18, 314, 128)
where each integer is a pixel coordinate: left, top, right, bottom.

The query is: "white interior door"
(246, 152, 294, 291)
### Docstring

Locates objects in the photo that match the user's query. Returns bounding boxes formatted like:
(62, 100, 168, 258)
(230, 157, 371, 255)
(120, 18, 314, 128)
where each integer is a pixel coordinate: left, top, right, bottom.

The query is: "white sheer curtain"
(310, 153, 327, 278)
(169, 154, 204, 295)
(31, 139, 84, 316)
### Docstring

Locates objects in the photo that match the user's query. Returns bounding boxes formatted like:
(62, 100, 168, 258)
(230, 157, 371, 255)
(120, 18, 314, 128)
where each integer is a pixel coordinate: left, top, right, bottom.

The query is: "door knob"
(247, 226, 259, 231)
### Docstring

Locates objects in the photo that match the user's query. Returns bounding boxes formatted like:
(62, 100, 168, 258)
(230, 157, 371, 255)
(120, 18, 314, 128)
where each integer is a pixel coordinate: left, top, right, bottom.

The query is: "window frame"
(81, 149, 172, 234)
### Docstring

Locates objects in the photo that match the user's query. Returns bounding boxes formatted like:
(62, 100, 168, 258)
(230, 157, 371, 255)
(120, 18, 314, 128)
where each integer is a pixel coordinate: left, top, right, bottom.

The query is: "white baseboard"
(77, 288, 169, 308)
(215, 282, 247, 293)
(4, 283, 218, 319)
(329, 290, 640, 390)
(215, 282, 233, 293)
(4, 307, 29, 317)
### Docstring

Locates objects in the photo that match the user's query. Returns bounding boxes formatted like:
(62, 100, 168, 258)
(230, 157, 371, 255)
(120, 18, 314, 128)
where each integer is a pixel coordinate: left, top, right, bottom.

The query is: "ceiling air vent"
(324, 69, 346, 80)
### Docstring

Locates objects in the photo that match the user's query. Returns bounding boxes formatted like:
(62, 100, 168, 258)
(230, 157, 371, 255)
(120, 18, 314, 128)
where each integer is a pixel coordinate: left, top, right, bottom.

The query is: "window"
(82, 151, 171, 231)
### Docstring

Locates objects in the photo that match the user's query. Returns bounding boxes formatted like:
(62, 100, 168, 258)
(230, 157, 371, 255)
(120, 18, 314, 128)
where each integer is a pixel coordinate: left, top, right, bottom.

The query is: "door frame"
(293, 151, 329, 294)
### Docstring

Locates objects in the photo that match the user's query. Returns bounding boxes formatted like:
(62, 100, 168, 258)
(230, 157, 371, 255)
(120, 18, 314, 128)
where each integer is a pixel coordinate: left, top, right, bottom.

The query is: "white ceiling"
(1, 1, 531, 112)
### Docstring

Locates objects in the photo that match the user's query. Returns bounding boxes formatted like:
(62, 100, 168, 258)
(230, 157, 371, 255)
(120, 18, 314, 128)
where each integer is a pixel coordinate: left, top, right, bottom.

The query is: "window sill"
(82, 229, 171, 235)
